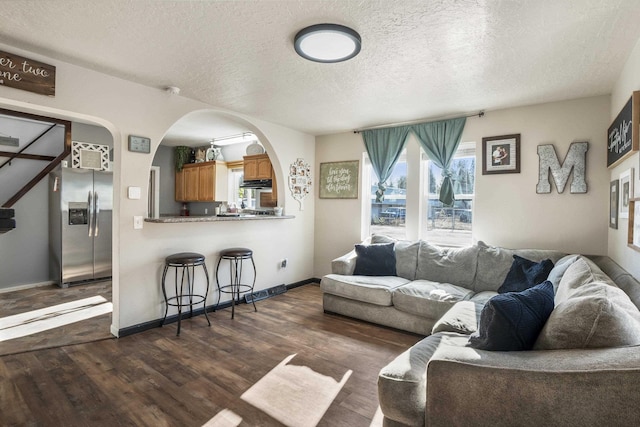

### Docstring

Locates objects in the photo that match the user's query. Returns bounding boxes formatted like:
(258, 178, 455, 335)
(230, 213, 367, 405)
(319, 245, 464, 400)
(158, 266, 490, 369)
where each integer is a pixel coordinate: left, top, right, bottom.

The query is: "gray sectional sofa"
(320, 235, 640, 427)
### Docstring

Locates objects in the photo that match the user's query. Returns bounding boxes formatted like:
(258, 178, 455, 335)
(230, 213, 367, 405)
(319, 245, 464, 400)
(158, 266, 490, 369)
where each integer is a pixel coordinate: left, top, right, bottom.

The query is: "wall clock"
(128, 135, 151, 153)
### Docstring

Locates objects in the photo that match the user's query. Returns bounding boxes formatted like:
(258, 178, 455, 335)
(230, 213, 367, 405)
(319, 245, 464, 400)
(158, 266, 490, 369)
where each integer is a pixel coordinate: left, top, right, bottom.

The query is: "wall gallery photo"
(482, 134, 521, 175)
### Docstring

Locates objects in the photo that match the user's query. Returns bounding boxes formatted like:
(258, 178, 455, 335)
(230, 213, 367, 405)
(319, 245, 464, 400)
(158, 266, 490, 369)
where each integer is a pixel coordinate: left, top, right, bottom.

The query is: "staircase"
(0, 208, 15, 233)
(0, 108, 71, 233)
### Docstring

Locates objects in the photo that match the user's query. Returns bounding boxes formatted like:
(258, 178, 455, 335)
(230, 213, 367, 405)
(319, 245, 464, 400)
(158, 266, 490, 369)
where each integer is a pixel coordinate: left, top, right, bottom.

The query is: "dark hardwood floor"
(0, 284, 421, 427)
(0, 280, 113, 356)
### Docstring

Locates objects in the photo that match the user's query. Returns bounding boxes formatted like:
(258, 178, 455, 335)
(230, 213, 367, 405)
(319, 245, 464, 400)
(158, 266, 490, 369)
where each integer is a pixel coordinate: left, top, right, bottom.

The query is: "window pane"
(229, 168, 256, 209)
(423, 150, 475, 246)
(369, 155, 407, 239)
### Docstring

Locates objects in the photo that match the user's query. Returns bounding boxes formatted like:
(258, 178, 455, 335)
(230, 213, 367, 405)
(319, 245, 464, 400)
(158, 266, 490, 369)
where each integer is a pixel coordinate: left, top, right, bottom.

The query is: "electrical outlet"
(280, 258, 288, 268)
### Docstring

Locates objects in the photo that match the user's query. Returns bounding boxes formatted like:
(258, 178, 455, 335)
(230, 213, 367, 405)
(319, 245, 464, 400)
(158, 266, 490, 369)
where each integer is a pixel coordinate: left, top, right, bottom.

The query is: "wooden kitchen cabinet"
(175, 161, 228, 202)
(243, 154, 273, 180)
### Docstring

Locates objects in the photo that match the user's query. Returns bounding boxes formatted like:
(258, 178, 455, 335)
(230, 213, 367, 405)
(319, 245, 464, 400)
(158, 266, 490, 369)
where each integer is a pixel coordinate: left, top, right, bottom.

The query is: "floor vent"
(244, 284, 287, 303)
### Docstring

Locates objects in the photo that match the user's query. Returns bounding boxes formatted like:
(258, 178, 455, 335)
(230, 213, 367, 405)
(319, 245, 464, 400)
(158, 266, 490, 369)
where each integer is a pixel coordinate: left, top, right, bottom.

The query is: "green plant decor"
(175, 146, 190, 172)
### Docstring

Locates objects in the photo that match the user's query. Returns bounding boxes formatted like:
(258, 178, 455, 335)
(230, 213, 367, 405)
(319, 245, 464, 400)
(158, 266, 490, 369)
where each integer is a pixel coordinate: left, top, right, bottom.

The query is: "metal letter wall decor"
(537, 142, 588, 194)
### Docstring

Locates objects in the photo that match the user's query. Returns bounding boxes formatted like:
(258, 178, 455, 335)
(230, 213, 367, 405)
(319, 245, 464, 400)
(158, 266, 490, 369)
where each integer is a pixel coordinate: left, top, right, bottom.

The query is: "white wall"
(0, 43, 315, 333)
(314, 95, 611, 277)
(609, 36, 640, 278)
(0, 121, 114, 290)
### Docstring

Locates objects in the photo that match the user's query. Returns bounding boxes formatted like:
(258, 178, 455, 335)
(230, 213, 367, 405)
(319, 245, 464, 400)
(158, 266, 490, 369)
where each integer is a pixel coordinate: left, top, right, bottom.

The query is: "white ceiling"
(1, 0, 640, 140)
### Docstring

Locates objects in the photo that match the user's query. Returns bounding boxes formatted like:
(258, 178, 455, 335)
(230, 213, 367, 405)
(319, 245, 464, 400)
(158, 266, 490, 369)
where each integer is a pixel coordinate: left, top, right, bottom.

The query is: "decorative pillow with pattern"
(469, 281, 555, 351)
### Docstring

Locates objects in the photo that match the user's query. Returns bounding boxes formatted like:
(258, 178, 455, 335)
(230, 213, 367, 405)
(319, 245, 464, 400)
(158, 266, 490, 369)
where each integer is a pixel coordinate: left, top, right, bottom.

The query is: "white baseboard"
(0, 280, 55, 294)
(110, 324, 119, 338)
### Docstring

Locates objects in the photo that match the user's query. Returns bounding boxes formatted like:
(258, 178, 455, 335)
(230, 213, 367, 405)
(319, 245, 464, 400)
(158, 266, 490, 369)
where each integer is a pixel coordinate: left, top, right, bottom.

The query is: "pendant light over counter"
(294, 24, 361, 63)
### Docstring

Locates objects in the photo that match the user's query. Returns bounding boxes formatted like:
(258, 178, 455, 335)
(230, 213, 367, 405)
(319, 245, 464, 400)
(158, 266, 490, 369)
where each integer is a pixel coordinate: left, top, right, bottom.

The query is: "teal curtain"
(362, 126, 411, 201)
(411, 117, 466, 206)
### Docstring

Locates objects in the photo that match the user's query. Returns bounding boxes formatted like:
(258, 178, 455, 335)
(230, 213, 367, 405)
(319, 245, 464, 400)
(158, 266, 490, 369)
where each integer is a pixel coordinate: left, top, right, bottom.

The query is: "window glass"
(229, 167, 256, 209)
(368, 151, 407, 240)
(422, 142, 475, 246)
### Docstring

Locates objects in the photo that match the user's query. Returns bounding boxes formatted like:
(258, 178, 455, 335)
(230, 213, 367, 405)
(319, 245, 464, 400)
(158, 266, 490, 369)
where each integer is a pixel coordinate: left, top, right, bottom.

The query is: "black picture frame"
(610, 179, 619, 229)
(482, 134, 521, 175)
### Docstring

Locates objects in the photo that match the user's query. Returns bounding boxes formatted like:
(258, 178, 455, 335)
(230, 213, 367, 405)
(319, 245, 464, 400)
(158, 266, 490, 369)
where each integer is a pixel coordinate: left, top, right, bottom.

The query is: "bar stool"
(215, 247, 257, 319)
(161, 252, 211, 335)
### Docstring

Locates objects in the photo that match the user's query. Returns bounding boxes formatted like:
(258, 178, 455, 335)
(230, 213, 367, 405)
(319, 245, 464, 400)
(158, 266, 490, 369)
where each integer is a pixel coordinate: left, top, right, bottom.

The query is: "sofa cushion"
(498, 255, 554, 294)
(353, 243, 396, 276)
(534, 258, 640, 350)
(414, 241, 479, 288)
(589, 255, 640, 310)
(431, 301, 481, 335)
(371, 234, 419, 280)
(319, 274, 410, 306)
(468, 290, 498, 306)
(554, 256, 617, 303)
(468, 281, 555, 351)
(392, 280, 474, 320)
(547, 254, 580, 291)
(474, 241, 566, 292)
(378, 332, 471, 427)
(535, 280, 640, 350)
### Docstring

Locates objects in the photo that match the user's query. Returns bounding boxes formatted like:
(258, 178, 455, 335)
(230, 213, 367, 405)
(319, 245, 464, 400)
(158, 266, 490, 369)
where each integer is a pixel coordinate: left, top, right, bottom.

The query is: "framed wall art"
(288, 158, 312, 210)
(482, 134, 520, 175)
(629, 198, 640, 252)
(619, 168, 634, 219)
(72, 141, 110, 170)
(607, 91, 639, 168)
(610, 179, 619, 229)
(319, 160, 359, 199)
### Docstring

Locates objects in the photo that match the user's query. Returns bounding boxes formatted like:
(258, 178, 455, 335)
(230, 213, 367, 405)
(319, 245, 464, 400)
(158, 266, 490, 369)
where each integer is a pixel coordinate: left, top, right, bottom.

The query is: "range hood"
(240, 179, 272, 189)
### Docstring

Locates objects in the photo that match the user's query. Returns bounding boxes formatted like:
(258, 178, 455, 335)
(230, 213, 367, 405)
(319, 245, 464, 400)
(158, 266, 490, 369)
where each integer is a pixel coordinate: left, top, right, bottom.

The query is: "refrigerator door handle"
(94, 191, 100, 237)
(88, 190, 94, 237)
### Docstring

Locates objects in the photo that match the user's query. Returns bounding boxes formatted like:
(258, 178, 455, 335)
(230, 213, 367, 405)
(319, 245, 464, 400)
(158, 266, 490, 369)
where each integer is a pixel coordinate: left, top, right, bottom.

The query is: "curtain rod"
(353, 111, 484, 134)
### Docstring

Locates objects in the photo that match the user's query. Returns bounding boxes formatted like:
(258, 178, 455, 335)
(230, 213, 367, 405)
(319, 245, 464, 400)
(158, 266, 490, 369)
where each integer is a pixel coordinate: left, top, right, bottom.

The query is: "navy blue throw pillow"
(353, 243, 397, 276)
(498, 255, 554, 294)
(468, 281, 554, 351)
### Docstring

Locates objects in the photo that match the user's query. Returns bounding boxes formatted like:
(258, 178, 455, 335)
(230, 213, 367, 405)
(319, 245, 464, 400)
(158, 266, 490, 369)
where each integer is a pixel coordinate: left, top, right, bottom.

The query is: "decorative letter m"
(537, 142, 588, 194)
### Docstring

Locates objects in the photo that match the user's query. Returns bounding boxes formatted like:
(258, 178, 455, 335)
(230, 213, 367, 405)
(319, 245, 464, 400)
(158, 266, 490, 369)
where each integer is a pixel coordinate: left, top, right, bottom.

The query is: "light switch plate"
(133, 216, 143, 229)
(128, 186, 141, 199)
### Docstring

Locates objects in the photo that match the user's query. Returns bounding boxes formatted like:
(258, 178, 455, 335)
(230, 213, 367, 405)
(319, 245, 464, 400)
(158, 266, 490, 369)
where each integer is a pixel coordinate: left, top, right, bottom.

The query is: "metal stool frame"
(161, 255, 211, 335)
(215, 251, 257, 319)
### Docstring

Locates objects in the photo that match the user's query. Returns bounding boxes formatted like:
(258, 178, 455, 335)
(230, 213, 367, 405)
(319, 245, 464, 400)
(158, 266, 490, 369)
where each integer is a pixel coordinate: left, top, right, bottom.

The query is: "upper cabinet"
(243, 154, 272, 180)
(175, 161, 228, 202)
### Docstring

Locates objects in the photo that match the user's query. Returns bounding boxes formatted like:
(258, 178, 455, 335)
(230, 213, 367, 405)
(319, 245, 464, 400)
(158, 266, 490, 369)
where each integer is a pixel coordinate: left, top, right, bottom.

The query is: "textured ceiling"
(1, 0, 640, 138)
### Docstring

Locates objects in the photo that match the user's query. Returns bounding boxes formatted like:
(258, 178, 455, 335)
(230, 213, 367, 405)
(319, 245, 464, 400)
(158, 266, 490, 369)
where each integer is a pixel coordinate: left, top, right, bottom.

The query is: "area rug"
(201, 409, 243, 427)
(241, 353, 352, 427)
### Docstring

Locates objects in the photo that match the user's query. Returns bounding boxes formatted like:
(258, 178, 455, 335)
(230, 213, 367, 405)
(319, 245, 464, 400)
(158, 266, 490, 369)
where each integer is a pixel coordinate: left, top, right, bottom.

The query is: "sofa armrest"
(426, 345, 640, 427)
(331, 249, 357, 275)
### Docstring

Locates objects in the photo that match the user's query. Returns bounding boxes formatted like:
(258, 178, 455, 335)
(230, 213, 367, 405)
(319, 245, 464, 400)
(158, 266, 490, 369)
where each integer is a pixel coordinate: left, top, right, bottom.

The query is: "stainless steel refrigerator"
(49, 167, 112, 287)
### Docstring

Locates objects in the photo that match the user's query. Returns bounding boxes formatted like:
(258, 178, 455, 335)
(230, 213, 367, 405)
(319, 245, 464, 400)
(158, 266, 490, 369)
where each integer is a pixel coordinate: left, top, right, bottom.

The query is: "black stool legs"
(215, 248, 257, 319)
(161, 252, 211, 335)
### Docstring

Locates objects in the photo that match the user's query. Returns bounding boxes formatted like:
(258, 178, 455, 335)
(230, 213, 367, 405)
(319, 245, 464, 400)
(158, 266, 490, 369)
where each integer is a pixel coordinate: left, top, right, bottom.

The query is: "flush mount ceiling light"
(212, 132, 257, 146)
(294, 24, 361, 63)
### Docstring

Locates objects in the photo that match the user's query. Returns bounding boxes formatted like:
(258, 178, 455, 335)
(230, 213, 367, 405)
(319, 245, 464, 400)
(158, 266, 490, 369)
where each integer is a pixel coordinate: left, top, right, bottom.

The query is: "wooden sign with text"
(319, 160, 359, 199)
(607, 91, 639, 168)
(0, 50, 56, 96)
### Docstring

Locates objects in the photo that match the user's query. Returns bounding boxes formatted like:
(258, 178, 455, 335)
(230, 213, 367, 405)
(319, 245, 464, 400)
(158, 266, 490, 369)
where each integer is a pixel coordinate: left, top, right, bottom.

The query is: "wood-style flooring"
(0, 284, 421, 427)
(0, 280, 113, 356)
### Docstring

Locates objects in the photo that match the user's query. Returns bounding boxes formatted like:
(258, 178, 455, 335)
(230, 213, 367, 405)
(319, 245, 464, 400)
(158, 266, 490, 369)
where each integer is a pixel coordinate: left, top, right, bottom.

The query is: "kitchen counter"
(145, 214, 294, 223)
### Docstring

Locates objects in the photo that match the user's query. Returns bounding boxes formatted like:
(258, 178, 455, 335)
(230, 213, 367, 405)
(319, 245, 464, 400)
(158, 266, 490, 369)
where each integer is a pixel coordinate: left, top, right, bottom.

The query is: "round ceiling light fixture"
(294, 23, 361, 63)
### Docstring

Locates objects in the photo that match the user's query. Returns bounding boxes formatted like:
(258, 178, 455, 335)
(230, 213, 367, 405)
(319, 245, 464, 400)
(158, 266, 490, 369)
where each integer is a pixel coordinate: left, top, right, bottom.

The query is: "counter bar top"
(145, 215, 294, 223)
